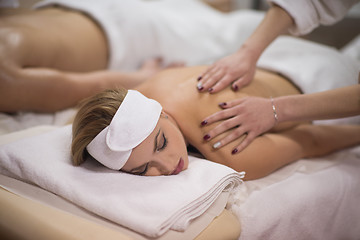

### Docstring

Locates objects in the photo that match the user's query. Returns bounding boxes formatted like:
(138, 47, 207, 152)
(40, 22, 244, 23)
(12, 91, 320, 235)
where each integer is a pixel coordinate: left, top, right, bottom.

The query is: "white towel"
(34, 0, 264, 70)
(0, 125, 244, 237)
(233, 146, 360, 240)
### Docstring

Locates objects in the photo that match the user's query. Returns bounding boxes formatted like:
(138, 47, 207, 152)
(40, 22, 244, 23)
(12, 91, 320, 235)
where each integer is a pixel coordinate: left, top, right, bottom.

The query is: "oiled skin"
(137, 66, 360, 180)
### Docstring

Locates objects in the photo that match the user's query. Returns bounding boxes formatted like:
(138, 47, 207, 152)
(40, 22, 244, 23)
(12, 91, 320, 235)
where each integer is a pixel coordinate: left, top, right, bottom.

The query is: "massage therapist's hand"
(196, 5, 294, 94)
(201, 97, 277, 153)
(197, 46, 259, 93)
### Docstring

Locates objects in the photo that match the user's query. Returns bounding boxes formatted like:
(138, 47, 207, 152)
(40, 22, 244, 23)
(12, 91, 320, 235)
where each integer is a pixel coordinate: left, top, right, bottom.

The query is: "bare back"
(0, 7, 110, 112)
(137, 65, 300, 137)
(136, 66, 307, 179)
(0, 7, 107, 71)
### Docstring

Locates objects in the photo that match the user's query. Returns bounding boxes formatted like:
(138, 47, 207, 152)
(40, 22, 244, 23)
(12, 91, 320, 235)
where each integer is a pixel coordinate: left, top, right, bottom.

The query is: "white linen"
(34, 0, 264, 70)
(268, 0, 359, 35)
(0, 125, 244, 237)
(229, 146, 360, 240)
(0, 108, 76, 135)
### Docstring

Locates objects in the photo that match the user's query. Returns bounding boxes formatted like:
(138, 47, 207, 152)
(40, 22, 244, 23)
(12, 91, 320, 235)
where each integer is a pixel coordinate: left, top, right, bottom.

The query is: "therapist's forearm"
(239, 5, 294, 60)
(274, 85, 360, 122)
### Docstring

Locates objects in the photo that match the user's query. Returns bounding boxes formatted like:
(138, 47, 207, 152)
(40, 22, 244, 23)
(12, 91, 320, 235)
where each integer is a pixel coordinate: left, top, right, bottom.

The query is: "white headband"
(86, 90, 162, 170)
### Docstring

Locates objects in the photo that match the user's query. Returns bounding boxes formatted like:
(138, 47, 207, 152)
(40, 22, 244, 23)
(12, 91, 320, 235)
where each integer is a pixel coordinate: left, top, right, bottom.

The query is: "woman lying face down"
(71, 88, 189, 176)
(72, 66, 360, 180)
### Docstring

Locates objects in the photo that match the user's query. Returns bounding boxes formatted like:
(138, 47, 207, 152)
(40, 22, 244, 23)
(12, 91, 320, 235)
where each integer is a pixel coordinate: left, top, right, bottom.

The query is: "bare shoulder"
(138, 66, 207, 101)
(148, 66, 208, 82)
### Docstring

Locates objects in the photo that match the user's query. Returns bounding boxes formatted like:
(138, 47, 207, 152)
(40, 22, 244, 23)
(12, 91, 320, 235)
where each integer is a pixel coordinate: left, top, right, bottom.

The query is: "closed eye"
(135, 133, 167, 175)
(158, 133, 168, 151)
(131, 162, 149, 176)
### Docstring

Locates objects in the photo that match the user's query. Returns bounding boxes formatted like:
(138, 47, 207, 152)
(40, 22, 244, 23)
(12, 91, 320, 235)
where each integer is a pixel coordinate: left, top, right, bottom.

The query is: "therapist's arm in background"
(196, 5, 293, 93)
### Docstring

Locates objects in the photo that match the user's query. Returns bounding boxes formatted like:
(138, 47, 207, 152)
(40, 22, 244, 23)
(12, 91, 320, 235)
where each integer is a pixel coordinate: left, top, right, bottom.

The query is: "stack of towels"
(0, 125, 244, 237)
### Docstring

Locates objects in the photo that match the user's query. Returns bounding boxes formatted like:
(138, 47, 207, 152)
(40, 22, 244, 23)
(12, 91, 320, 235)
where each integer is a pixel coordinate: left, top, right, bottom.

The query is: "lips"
(171, 158, 184, 175)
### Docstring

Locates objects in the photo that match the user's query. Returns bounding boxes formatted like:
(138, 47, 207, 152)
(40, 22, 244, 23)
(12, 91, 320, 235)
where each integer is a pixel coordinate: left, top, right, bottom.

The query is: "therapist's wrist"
(237, 43, 262, 62)
(273, 95, 305, 123)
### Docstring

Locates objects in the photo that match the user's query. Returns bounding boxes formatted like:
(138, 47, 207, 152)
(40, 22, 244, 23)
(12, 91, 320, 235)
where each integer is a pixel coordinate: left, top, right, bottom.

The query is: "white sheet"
(230, 146, 360, 240)
(34, 0, 264, 70)
(0, 125, 244, 237)
(0, 108, 75, 135)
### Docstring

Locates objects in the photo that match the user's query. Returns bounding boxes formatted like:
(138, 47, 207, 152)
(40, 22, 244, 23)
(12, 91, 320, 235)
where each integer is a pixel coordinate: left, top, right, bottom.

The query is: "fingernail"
(232, 85, 238, 91)
(213, 142, 221, 149)
(231, 148, 238, 155)
(201, 120, 208, 126)
(203, 134, 211, 141)
(208, 87, 213, 93)
(219, 102, 227, 108)
(197, 82, 203, 91)
(197, 76, 202, 81)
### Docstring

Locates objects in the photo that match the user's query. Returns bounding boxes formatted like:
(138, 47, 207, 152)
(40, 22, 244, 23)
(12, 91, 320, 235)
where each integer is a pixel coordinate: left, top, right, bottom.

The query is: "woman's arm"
(201, 84, 360, 153)
(0, 59, 168, 112)
(0, 8, 182, 112)
(205, 124, 360, 180)
(275, 84, 360, 122)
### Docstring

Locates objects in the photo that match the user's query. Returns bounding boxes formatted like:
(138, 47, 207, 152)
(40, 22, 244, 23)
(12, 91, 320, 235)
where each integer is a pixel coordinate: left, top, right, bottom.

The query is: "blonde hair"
(71, 88, 128, 166)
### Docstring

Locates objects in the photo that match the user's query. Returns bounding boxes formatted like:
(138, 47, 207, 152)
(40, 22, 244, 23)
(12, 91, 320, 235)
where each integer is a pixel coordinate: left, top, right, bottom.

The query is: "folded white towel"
(0, 125, 244, 237)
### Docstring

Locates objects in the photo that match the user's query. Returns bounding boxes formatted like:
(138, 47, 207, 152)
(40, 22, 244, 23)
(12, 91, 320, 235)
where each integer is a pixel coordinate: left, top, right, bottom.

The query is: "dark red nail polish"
(208, 88, 213, 92)
(197, 86, 204, 91)
(231, 148, 238, 155)
(219, 102, 227, 108)
(203, 134, 211, 141)
(197, 76, 202, 81)
(201, 120, 208, 126)
(232, 85, 238, 91)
